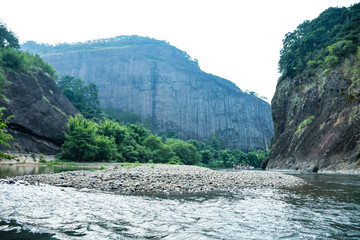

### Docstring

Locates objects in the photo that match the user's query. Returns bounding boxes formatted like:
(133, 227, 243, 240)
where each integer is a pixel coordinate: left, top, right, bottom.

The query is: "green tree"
(0, 22, 19, 49)
(60, 114, 116, 162)
(200, 149, 212, 165)
(58, 76, 103, 120)
(279, 4, 360, 79)
(127, 123, 151, 145)
(143, 135, 163, 151)
(208, 133, 223, 150)
(98, 119, 128, 145)
(166, 139, 201, 165)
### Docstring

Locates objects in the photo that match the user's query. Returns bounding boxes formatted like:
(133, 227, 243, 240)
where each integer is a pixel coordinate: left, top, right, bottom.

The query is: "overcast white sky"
(1, 0, 359, 102)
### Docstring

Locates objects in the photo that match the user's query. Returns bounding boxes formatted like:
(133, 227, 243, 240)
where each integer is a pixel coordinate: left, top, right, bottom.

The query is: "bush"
(295, 116, 315, 136)
(60, 114, 117, 162)
(0, 47, 57, 78)
(0, 107, 13, 150)
(327, 40, 357, 59)
(39, 153, 46, 163)
(324, 55, 339, 68)
(166, 139, 201, 165)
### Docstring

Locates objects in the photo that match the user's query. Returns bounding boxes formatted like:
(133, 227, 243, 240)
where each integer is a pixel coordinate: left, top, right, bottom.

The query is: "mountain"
(262, 4, 360, 173)
(22, 36, 273, 150)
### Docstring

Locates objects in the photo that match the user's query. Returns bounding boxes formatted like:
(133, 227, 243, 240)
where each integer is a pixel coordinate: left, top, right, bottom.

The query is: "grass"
(295, 116, 315, 137)
(44, 160, 79, 166)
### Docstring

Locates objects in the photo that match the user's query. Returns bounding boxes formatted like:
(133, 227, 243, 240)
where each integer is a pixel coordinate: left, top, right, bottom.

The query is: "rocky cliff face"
(263, 69, 360, 173)
(0, 70, 79, 154)
(28, 38, 273, 150)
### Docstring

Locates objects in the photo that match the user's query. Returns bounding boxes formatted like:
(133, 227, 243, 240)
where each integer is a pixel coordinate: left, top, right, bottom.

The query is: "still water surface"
(0, 166, 359, 239)
(0, 164, 89, 179)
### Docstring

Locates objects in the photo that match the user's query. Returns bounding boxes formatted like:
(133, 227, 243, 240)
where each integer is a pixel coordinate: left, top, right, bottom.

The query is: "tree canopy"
(21, 35, 169, 56)
(0, 21, 56, 79)
(279, 3, 360, 79)
(57, 76, 103, 120)
(57, 75, 269, 167)
(0, 22, 19, 49)
(59, 114, 269, 167)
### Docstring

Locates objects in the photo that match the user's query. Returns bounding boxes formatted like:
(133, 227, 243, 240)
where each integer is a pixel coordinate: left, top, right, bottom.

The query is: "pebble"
(2, 165, 306, 195)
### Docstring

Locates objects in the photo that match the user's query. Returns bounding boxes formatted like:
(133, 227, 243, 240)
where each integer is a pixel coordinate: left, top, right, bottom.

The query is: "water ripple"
(0, 174, 359, 239)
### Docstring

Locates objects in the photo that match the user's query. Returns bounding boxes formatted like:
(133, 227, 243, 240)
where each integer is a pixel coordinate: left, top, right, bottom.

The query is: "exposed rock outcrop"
(0, 70, 79, 154)
(24, 37, 274, 150)
(263, 69, 360, 173)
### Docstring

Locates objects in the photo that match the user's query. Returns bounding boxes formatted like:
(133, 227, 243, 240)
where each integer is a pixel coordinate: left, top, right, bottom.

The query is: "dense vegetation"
(58, 76, 103, 120)
(57, 75, 268, 167)
(279, 3, 360, 79)
(0, 107, 13, 159)
(0, 22, 19, 49)
(0, 22, 57, 81)
(58, 114, 268, 167)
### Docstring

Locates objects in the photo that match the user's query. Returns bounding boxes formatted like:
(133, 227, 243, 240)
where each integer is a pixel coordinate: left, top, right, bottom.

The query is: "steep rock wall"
(263, 70, 360, 173)
(0, 71, 79, 154)
(41, 44, 273, 150)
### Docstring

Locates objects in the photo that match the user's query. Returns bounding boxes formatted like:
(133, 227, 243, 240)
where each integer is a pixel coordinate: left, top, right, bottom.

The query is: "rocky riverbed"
(1, 165, 306, 195)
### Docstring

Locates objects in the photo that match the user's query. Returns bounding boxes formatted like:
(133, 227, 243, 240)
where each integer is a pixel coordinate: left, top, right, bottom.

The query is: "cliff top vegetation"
(21, 35, 169, 56)
(0, 22, 57, 81)
(279, 3, 360, 80)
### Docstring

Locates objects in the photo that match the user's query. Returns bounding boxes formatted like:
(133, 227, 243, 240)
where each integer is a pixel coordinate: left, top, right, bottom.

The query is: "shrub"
(166, 139, 201, 165)
(295, 116, 315, 136)
(324, 55, 339, 68)
(60, 114, 117, 162)
(347, 93, 357, 103)
(39, 153, 46, 163)
(0, 107, 13, 150)
(31, 153, 36, 162)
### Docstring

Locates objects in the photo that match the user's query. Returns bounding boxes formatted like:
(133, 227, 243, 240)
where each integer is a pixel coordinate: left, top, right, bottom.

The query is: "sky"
(0, 0, 359, 102)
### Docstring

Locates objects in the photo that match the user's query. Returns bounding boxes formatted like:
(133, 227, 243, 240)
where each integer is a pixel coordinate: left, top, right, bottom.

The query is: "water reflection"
(0, 164, 87, 179)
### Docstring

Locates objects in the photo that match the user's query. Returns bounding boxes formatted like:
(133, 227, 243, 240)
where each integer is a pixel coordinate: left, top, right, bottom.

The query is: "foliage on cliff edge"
(279, 3, 360, 79)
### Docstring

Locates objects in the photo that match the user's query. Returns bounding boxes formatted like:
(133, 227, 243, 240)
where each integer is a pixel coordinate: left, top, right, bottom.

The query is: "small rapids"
(0, 173, 359, 239)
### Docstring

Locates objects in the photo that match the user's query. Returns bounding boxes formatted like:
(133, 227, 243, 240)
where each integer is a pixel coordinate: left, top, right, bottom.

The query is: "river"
(0, 166, 359, 239)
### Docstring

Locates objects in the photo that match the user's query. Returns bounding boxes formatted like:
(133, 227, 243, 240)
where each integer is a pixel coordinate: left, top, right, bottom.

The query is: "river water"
(0, 166, 359, 239)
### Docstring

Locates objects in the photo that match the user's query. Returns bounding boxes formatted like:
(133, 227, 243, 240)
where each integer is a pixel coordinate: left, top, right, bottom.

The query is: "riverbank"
(0, 153, 56, 164)
(1, 164, 306, 195)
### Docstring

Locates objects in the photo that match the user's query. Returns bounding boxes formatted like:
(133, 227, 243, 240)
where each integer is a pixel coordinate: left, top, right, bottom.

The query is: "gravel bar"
(1, 165, 306, 195)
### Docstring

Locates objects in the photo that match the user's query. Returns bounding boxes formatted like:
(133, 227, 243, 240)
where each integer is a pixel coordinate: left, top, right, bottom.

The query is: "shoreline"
(1, 164, 306, 195)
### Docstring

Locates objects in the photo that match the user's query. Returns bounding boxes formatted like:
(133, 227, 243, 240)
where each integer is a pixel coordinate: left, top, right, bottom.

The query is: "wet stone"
(2, 165, 306, 195)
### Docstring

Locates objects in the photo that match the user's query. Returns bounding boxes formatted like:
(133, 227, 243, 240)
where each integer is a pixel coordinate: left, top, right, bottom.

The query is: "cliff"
(23, 36, 273, 150)
(263, 69, 360, 173)
(262, 4, 360, 173)
(0, 70, 79, 154)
